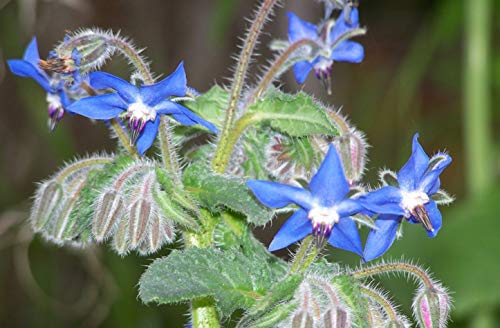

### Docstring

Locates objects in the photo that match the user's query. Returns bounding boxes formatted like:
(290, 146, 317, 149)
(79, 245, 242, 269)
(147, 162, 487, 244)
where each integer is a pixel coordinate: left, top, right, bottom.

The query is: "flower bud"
(55, 29, 112, 72)
(333, 129, 368, 185)
(30, 180, 64, 231)
(113, 216, 130, 256)
(129, 197, 152, 249)
(323, 308, 349, 328)
(291, 310, 314, 328)
(413, 285, 450, 328)
(93, 190, 125, 242)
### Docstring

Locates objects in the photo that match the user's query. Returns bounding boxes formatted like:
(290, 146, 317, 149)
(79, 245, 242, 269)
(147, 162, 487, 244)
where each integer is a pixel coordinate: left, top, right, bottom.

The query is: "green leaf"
(183, 164, 273, 226)
(182, 85, 230, 130)
(139, 247, 288, 317)
(243, 90, 339, 137)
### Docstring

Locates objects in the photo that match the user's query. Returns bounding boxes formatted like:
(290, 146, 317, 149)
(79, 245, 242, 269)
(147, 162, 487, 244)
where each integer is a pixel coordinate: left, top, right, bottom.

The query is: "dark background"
(0, 0, 499, 327)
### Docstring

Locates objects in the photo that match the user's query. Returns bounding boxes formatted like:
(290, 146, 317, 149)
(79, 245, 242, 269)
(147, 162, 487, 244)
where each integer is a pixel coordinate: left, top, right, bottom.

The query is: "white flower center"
(308, 206, 340, 226)
(127, 101, 157, 123)
(46, 93, 62, 108)
(400, 191, 430, 218)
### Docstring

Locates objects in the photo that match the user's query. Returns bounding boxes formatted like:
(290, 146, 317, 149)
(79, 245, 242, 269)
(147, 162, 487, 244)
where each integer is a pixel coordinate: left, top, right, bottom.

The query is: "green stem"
(55, 157, 113, 183)
(158, 116, 182, 184)
(359, 286, 398, 322)
(464, 0, 493, 196)
(212, 0, 278, 174)
(248, 39, 321, 104)
(184, 210, 220, 327)
(351, 262, 434, 289)
(109, 119, 140, 159)
(291, 236, 319, 273)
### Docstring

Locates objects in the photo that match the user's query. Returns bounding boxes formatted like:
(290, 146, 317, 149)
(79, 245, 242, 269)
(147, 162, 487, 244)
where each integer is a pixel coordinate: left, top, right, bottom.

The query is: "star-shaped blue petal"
(68, 62, 218, 155)
(247, 144, 364, 256)
(287, 6, 364, 87)
(361, 133, 452, 261)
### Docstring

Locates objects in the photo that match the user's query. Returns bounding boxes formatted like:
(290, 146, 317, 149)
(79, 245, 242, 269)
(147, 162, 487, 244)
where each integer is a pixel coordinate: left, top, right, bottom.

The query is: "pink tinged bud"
(129, 198, 152, 248)
(93, 190, 125, 242)
(113, 215, 130, 256)
(334, 130, 368, 185)
(413, 286, 450, 328)
(30, 180, 63, 231)
(323, 308, 349, 328)
(292, 311, 314, 328)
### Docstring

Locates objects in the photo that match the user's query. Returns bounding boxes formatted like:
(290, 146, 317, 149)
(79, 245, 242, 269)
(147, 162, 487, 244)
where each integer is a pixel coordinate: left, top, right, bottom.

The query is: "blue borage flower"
(247, 144, 364, 256)
(68, 62, 218, 155)
(360, 133, 452, 262)
(288, 5, 364, 91)
(8, 37, 76, 130)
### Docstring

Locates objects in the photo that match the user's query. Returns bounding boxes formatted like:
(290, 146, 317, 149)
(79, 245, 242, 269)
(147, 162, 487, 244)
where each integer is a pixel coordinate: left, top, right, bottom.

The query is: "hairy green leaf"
(183, 164, 273, 226)
(183, 85, 230, 130)
(139, 247, 288, 317)
(243, 90, 339, 137)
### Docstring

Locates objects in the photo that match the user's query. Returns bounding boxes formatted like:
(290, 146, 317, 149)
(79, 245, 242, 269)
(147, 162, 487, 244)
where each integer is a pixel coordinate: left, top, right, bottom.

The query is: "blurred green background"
(0, 0, 499, 327)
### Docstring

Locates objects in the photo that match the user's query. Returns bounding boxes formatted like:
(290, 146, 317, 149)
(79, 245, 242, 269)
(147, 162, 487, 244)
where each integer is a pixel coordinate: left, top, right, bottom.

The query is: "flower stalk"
(212, 0, 278, 174)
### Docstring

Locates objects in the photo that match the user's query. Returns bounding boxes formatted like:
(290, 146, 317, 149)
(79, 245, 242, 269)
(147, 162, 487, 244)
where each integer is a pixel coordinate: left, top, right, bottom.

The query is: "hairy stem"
(184, 209, 221, 328)
(158, 117, 182, 184)
(291, 236, 319, 273)
(359, 285, 398, 322)
(55, 157, 113, 183)
(248, 39, 321, 104)
(109, 119, 140, 158)
(351, 262, 434, 289)
(212, 0, 278, 174)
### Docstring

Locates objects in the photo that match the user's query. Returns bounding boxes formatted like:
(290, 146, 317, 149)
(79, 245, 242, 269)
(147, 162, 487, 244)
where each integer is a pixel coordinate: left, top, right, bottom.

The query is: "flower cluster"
(286, 2, 364, 93)
(248, 134, 452, 261)
(9, 35, 217, 155)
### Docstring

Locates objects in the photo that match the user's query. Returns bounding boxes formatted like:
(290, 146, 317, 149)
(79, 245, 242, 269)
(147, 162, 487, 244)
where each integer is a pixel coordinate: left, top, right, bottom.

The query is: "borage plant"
(9, 0, 454, 327)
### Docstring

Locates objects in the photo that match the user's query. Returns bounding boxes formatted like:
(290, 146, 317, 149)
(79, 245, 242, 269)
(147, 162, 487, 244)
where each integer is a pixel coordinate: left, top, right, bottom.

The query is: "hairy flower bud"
(55, 29, 113, 72)
(333, 129, 368, 185)
(30, 180, 64, 231)
(93, 190, 125, 242)
(291, 310, 314, 328)
(413, 285, 450, 328)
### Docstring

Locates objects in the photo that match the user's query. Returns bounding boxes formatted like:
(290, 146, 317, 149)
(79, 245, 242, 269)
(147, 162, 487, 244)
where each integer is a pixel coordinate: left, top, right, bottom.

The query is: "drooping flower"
(287, 4, 364, 93)
(67, 62, 218, 155)
(247, 144, 364, 256)
(8, 37, 76, 130)
(361, 133, 452, 262)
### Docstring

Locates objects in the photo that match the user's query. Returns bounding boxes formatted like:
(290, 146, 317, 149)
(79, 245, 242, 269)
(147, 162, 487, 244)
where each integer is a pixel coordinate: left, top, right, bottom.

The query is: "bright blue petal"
(427, 179, 441, 195)
(397, 133, 430, 190)
(136, 117, 160, 155)
(287, 12, 319, 43)
(23, 37, 41, 65)
(329, 8, 360, 45)
(331, 41, 364, 63)
(419, 154, 452, 194)
(246, 180, 314, 210)
(268, 209, 311, 251)
(68, 93, 126, 119)
(328, 218, 363, 256)
(58, 90, 72, 110)
(293, 61, 313, 84)
(156, 101, 218, 133)
(359, 186, 405, 216)
(336, 198, 364, 217)
(89, 72, 139, 103)
(363, 215, 401, 262)
(309, 144, 350, 206)
(423, 200, 442, 238)
(8, 59, 52, 92)
(140, 62, 187, 106)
